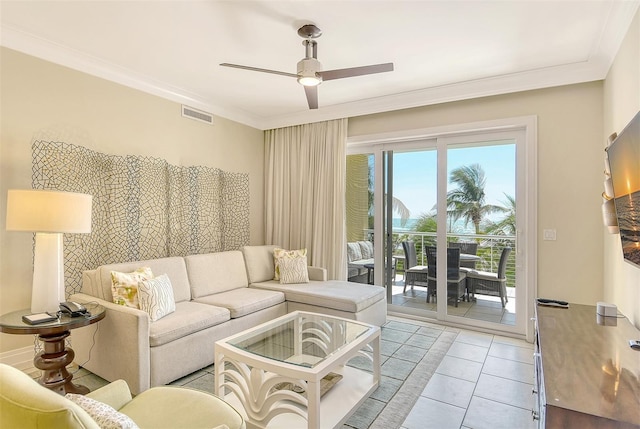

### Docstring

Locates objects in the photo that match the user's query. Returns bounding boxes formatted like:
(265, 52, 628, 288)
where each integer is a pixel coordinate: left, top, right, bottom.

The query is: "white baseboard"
(0, 346, 37, 375)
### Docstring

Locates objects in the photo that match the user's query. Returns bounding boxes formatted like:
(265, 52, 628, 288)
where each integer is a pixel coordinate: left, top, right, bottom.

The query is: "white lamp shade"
(6, 190, 92, 233)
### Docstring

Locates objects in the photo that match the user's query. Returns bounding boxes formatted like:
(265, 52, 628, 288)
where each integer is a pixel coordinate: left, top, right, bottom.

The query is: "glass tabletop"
(224, 312, 374, 369)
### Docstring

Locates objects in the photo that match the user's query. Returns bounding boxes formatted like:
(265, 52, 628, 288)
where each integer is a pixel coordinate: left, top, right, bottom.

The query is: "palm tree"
(484, 193, 516, 236)
(445, 164, 504, 234)
(367, 163, 411, 228)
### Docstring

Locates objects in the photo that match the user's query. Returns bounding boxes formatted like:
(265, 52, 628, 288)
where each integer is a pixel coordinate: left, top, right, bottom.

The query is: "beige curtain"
(264, 119, 348, 280)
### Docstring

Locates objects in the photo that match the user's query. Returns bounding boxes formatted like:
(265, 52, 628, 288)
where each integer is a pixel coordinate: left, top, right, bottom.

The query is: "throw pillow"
(65, 393, 139, 429)
(273, 248, 307, 280)
(137, 274, 176, 321)
(278, 254, 309, 284)
(346, 242, 362, 262)
(111, 267, 154, 308)
(358, 241, 374, 259)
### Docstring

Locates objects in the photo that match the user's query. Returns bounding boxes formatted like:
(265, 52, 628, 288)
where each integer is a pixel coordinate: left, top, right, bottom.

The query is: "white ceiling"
(1, 1, 638, 130)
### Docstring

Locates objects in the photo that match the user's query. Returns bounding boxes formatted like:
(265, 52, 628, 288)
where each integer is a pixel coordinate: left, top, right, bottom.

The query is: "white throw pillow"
(65, 393, 139, 429)
(347, 242, 362, 262)
(273, 248, 307, 280)
(110, 267, 154, 308)
(279, 255, 309, 284)
(138, 274, 176, 321)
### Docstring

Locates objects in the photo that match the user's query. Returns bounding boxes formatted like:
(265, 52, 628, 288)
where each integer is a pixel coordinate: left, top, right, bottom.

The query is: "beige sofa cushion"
(194, 288, 285, 318)
(185, 251, 249, 298)
(83, 257, 191, 304)
(241, 245, 280, 283)
(148, 301, 230, 347)
(250, 280, 385, 313)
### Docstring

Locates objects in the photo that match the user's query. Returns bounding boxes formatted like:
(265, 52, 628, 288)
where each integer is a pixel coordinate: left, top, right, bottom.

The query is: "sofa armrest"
(307, 266, 327, 281)
(70, 293, 151, 395)
(86, 379, 133, 410)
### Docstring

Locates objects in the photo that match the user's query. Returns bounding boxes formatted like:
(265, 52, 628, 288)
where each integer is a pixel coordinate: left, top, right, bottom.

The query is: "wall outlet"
(543, 229, 557, 241)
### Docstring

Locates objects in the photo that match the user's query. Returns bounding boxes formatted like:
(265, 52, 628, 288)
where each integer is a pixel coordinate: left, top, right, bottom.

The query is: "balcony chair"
(466, 247, 512, 307)
(449, 241, 479, 269)
(0, 363, 245, 429)
(401, 241, 429, 293)
(424, 246, 467, 307)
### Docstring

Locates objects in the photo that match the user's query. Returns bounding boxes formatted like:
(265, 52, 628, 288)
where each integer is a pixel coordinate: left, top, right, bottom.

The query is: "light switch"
(543, 229, 557, 241)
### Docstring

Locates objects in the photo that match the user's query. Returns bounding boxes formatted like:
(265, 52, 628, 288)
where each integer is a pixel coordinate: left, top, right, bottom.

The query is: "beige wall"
(0, 48, 265, 352)
(603, 9, 640, 328)
(349, 82, 605, 310)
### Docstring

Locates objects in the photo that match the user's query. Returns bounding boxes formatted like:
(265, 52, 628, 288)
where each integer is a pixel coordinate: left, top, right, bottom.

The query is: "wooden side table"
(0, 302, 105, 395)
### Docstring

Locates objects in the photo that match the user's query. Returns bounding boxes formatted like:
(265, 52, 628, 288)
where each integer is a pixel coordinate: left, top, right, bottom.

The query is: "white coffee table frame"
(215, 311, 381, 429)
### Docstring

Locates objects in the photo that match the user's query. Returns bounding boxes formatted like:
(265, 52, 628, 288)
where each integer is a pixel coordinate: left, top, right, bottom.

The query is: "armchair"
(424, 246, 467, 307)
(401, 241, 429, 293)
(0, 363, 245, 429)
(466, 247, 512, 307)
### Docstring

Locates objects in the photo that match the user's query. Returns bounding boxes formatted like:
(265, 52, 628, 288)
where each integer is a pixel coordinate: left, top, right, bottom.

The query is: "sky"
(391, 143, 516, 220)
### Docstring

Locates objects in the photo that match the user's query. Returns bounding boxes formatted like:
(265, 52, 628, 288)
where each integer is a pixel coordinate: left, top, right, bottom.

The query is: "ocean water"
(392, 218, 476, 234)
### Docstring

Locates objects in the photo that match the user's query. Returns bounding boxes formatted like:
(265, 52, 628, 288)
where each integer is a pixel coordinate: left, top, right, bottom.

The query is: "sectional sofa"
(70, 245, 386, 394)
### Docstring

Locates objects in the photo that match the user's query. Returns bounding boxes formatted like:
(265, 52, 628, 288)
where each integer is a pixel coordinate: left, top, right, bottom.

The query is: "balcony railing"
(366, 230, 517, 288)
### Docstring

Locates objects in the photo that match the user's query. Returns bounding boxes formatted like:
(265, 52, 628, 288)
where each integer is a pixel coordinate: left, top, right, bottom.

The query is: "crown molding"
(2, 0, 637, 131)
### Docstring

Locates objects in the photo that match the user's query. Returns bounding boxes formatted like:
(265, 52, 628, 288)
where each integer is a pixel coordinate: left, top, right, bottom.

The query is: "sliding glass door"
(347, 120, 533, 338)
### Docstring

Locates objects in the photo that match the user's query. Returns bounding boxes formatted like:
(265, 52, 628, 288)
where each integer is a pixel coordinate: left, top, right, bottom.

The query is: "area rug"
(344, 319, 457, 429)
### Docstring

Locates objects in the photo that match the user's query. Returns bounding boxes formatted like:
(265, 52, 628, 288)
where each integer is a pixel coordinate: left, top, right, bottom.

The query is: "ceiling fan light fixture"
(297, 58, 322, 86)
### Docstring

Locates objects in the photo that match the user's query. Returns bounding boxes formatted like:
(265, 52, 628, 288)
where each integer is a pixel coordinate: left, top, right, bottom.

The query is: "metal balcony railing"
(365, 230, 517, 288)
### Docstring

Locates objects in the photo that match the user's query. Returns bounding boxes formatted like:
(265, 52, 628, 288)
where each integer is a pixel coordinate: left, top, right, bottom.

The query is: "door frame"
(347, 116, 538, 342)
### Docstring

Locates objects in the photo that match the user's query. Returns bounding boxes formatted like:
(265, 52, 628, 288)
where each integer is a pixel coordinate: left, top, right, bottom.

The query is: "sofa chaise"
(70, 245, 386, 394)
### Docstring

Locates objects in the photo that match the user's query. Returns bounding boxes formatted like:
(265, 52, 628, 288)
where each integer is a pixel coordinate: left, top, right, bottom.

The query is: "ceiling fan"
(220, 24, 394, 110)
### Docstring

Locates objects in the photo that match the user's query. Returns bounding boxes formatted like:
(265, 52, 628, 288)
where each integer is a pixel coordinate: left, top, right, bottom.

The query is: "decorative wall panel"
(32, 141, 250, 297)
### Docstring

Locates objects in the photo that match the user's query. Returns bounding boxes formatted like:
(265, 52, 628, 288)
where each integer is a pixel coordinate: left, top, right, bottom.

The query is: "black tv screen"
(606, 110, 640, 268)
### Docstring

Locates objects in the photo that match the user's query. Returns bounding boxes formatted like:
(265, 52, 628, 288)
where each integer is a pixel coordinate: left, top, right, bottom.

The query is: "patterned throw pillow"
(137, 274, 176, 321)
(65, 393, 139, 429)
(278, 255, 309, 284)
(273, 248, 307, 280)
(111, 267, 153, 308)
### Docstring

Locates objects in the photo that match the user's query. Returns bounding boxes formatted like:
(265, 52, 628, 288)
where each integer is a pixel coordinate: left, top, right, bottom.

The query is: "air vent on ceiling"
(181, 105, 214, 125)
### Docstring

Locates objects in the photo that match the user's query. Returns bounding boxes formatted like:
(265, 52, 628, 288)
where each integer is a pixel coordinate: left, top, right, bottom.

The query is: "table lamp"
(6, 190, 92, 313)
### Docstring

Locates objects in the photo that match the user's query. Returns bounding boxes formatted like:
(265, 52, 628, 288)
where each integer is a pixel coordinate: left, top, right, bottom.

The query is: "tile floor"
(66, 320, 535, 429)
(401, 327, 536, 429)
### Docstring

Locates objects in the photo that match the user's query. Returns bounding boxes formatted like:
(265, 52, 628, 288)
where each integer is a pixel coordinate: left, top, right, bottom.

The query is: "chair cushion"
(467, 270, 499, 280)
(346, 242, 363, 262)
(194, 288, 285, 318)
(148, 301, 230, 347)
(119, 386, 244, 429)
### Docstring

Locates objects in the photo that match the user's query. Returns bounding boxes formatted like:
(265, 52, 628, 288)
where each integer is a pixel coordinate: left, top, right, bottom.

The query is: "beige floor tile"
(488, 342, 535, 364)
(463, 396, 536, 429)
(421, 373, 475, 408)
(456, 330, 494, 348)
(473, 373, 534, 410)
(481, 355, 534, 383)
(436, 355, 483, 382)
(447, 341, 489, 363)
(402, 396, 466, 429)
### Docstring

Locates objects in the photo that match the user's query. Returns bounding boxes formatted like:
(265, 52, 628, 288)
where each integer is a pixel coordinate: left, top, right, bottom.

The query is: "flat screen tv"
(606, 110, 640, 268)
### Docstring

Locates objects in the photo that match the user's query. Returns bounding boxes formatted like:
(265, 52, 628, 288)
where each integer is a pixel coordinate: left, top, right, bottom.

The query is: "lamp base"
(31, 233, 64, 314)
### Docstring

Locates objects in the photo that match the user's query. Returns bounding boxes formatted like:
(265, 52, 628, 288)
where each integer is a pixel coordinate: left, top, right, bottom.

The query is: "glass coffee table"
(215, 311, 380, 429)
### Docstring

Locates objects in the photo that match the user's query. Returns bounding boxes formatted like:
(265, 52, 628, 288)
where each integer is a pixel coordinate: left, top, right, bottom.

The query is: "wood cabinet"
(534, 303, 640, 429)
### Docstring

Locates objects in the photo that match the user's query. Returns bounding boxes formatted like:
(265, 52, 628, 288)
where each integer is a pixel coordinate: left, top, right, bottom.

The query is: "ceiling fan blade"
(320, 63, 394, 81)
(220, 63, 298, 79)
(304, 86, 319, 109)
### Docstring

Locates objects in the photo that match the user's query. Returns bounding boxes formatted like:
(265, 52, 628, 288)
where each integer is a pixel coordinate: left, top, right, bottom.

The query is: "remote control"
(537, 298, 568, 306)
